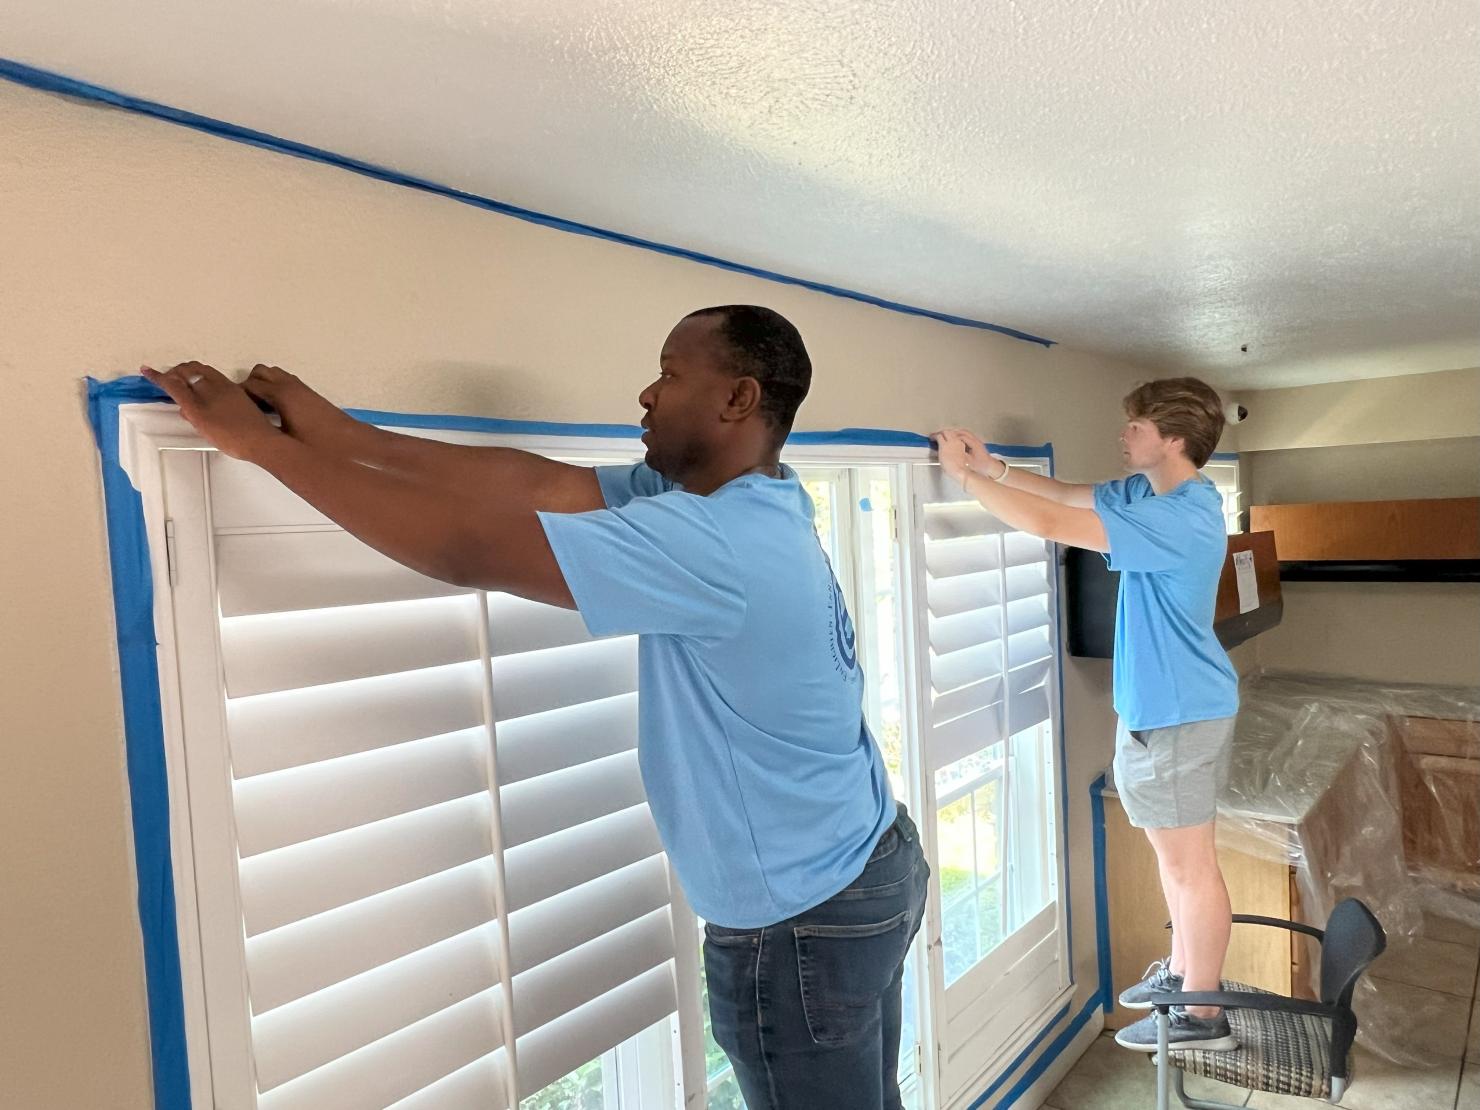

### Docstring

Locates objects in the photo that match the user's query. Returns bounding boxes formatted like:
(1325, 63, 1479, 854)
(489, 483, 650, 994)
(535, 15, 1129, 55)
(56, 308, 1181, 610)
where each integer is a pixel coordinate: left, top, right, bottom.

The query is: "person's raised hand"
(931, 428, 975, 487)
(937, 427, 1000, 476)
(242, 364, 355, 446)
(142, 362, 283, 462)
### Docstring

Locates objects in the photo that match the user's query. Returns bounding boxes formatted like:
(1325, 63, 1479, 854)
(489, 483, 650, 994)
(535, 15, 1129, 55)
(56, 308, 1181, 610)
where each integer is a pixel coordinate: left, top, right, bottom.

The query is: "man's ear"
(723, 376, 763, 423)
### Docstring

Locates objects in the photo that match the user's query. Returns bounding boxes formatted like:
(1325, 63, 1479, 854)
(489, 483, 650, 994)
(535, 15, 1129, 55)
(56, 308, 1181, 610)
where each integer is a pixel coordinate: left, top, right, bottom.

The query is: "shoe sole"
(1116, 997, 1155, 1010)
(1114, 1032, 1240, 1053)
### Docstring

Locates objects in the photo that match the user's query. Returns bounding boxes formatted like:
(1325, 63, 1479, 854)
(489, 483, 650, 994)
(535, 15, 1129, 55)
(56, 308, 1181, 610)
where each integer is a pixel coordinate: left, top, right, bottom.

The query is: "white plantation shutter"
(1002, 530, 1054, 739)
(907, 459, 1066, 1103)
(164, 448, 694, 1110)
(913, 468, 1057, 772)
(917, 493, 1009, 771)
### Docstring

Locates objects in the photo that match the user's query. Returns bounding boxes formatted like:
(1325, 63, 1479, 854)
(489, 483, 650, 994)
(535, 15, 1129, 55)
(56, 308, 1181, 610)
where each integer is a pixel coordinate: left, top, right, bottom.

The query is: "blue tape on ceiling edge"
(1210, 451, 1239, 462)
(86, 379, 192, 1110)
(1090, 773, 1114, 1014)
(1, 57, 1055, 349)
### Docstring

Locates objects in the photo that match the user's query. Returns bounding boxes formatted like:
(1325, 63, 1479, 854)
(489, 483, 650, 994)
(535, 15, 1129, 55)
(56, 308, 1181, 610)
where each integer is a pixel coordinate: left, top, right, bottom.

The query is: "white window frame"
(116, 406, 1069, 1110)
(1201, 456, 1244, 535)
(119, 407, 705, 1110)
(898, 458, 1073, 1108)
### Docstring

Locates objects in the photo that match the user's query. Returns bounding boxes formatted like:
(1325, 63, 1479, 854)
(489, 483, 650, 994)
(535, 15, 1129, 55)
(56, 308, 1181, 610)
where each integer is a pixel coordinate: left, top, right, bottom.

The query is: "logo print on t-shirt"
(828, 574, 859, 674)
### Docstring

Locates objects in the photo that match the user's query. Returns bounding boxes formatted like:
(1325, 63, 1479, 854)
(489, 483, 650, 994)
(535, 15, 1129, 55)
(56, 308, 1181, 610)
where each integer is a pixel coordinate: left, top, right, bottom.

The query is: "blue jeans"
(703, 805, 929, 1109)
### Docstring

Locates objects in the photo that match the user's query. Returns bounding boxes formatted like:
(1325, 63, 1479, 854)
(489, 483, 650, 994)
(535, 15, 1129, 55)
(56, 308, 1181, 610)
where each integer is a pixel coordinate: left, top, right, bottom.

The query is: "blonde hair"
(1122, 377, 1226, 468)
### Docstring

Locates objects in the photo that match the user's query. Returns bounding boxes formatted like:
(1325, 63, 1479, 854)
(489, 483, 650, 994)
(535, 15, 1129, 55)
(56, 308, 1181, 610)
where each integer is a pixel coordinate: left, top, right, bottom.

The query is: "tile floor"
(1042, 910, 1480, 1110)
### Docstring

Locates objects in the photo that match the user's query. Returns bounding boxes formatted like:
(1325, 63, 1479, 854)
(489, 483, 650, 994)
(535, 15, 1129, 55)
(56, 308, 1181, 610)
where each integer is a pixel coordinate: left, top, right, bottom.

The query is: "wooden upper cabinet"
(1249, 498, 1480, 562)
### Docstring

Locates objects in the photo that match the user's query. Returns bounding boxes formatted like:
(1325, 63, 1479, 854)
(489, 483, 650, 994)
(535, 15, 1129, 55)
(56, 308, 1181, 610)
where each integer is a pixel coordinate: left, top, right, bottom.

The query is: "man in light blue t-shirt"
(932, 377, 1239, 1055)
(147, 306, 928, 1110)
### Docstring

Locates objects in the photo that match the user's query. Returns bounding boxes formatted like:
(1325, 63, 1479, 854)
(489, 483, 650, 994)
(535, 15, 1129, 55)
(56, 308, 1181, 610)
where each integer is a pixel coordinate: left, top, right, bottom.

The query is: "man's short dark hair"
(686, 305, 811, 433)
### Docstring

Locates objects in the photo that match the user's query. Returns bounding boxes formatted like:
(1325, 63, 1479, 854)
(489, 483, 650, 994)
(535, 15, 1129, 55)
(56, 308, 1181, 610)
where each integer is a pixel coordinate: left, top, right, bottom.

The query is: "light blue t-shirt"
(538, 464, 895, 927)
(1092, 473, 1239, 731)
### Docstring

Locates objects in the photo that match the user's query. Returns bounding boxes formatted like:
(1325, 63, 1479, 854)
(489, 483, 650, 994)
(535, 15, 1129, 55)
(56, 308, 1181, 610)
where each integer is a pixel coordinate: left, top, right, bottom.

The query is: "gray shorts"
(1113, 716, 1236, 829)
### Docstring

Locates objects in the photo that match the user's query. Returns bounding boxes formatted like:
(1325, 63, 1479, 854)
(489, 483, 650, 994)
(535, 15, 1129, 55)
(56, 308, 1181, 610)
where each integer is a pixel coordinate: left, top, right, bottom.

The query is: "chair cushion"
(1170, 980, 1339, 1099)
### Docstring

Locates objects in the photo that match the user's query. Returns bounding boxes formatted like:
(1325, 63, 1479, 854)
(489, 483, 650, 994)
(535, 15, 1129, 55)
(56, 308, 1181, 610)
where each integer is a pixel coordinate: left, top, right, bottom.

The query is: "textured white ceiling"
(5, 0, 1478, 388)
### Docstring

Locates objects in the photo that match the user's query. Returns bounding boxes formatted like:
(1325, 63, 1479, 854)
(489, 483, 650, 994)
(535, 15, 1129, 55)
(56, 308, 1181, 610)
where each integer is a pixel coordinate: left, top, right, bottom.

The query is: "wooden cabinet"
(1391, 715, 1480, 891)
(1249, 498, 1480, 562)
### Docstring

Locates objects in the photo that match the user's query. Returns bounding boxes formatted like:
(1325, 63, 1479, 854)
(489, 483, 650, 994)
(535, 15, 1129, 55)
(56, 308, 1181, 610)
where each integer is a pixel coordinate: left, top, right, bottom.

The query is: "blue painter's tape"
(0, 56, 1055, 349)
(995, 995, 1102, 1109)
(965, 1003, 1072, 1109)
(346, 407, 644, 441)
(1090, 773, 1114, 1014)
(86, 378, 191, 1110)
(1210, 451, 1239, 462)
(96, 380, 1055, 462)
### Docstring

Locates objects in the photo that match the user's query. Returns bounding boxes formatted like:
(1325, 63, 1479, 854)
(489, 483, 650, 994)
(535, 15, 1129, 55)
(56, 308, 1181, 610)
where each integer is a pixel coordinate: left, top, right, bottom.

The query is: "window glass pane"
(858, 472, 906, 797)
(1006, 724, 1054, 929)
(698, 938, 731, 1084)
(935, 752, 1009, 987)
(800, 474, 842, 566)
(707, 1073, 745, 1110)
(521, 1056, 606, 1110)
(974, 781, 1001, 878)
(934, 744, 1003, 801)
(899, 953, 920, 1085)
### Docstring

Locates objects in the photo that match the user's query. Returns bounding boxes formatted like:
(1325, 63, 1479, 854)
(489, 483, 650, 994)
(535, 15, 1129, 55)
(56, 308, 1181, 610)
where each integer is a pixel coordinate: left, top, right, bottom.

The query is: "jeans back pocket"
(793, 909, 913, 1047)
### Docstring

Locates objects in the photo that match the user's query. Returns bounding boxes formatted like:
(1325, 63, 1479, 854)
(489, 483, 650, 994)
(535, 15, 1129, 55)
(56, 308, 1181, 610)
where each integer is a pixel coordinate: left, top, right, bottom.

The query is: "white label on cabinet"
(1234, 549, 1259, 614)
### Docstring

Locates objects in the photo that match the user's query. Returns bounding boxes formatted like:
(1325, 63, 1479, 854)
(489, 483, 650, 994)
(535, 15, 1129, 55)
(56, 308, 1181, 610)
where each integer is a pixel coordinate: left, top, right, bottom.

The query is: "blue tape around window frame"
(87, 374, 1063, 1108)
(1091, 774, 1115, 1014)
(2, 56, 1055, 349)
(87, 378, 191, 1110)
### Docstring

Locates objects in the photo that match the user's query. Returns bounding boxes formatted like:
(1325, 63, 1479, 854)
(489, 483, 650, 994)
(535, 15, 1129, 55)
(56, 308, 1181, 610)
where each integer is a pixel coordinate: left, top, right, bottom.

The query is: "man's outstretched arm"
(145, 362, 580, 605)
(240, 363, 605, 514)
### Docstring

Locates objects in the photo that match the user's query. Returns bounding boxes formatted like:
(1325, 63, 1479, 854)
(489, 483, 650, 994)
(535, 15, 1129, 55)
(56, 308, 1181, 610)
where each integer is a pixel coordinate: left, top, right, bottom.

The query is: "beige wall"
(0, 81, 1160, 1107)
(1247, 436, 1480, 504)
(1256, 582, 1480, 687)
(1239, 384, 1480, 689)
(1231, 365, 1480, 452)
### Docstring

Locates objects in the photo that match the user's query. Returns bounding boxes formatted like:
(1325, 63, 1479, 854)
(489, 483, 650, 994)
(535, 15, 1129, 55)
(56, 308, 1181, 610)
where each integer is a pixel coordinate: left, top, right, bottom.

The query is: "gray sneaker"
(1114, 1007, 1238, 1053)
(1117, 959, 1183, 1010)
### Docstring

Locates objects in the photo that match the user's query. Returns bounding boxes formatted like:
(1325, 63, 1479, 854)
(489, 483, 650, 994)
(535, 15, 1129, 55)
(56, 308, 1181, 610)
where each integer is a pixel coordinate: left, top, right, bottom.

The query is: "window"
(116, 406, 1066, 1110)
(154, 437, 701, 1110)
(1201, 457, 1243, 534)
(905, 461, 1068, 1104)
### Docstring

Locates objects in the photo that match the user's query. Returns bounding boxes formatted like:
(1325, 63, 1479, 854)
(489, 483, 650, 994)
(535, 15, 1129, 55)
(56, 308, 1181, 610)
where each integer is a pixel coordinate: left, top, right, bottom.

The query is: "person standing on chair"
(932, 378, 1239, 1053)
